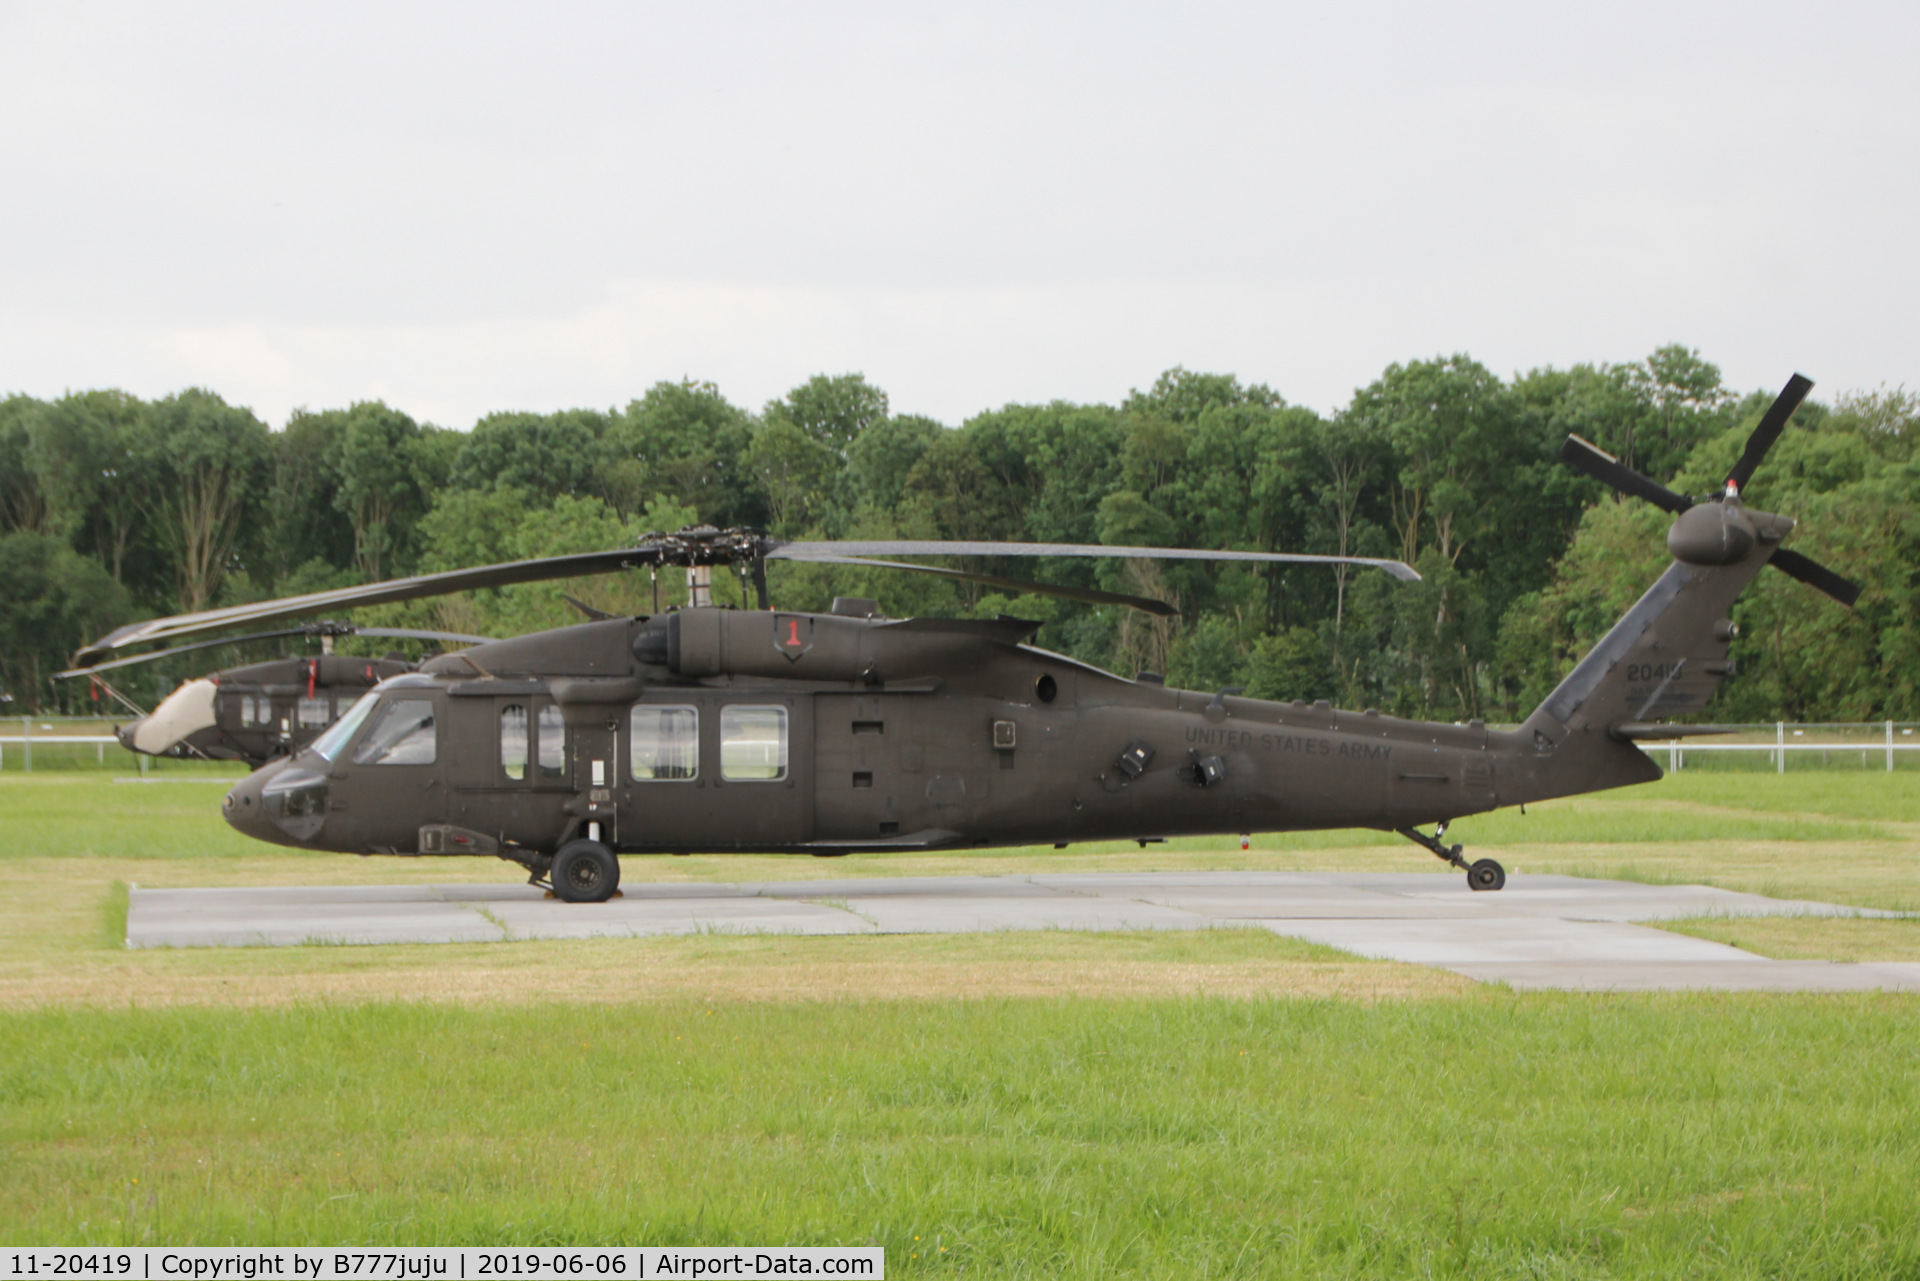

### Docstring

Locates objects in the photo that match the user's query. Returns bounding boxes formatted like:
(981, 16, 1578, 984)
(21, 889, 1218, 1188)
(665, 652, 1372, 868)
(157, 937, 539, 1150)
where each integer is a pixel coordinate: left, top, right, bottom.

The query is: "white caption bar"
(2, 1251, 882, 1281)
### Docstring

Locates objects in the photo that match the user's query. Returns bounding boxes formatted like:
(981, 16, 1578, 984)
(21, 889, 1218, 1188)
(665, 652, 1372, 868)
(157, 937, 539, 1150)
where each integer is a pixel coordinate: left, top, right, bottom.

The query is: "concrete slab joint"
(123, 872, 1920, 993)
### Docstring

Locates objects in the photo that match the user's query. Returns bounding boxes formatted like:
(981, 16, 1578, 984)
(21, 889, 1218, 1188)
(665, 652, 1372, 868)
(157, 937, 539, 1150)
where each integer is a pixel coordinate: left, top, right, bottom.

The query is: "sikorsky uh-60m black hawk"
(69, 375, 1860, 903)
(61, 622, 495, 766)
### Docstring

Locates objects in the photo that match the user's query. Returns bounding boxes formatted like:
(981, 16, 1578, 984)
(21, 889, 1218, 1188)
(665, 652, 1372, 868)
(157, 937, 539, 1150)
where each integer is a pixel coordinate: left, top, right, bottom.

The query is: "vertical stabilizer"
(1492, 373, 1860, 807)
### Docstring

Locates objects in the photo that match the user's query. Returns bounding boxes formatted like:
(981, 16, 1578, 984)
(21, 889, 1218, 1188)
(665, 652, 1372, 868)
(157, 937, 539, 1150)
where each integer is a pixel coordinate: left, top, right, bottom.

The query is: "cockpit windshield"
(309, 691, 380, 762)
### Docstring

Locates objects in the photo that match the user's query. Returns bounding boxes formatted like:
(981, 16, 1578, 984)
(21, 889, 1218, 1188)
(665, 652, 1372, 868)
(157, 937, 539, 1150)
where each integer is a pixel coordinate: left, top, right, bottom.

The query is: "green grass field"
(3, 765, 1919, 1273)
(8, 998, 1920, 1275)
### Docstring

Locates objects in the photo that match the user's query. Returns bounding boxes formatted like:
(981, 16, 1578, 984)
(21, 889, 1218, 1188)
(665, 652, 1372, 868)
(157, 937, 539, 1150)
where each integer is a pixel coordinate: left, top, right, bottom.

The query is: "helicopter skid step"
(801, 828, 961, 852)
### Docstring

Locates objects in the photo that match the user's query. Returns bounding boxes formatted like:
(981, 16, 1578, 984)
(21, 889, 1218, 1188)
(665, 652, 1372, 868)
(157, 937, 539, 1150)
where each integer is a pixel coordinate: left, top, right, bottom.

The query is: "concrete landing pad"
(126, 872, 1920, 993)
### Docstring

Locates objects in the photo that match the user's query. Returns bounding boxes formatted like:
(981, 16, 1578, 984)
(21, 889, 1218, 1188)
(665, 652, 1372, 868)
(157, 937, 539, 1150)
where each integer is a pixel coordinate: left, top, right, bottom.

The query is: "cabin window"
(500, 705, 529, 781)
(296, 696, 330, 729)
(720, 705, 787, 781)
(537, 705, 567, 780)
(352, 698, 438, 766)
(239, 698, 255, 727)
(630, 705, 698, 780)
(256, 697, 273, 725)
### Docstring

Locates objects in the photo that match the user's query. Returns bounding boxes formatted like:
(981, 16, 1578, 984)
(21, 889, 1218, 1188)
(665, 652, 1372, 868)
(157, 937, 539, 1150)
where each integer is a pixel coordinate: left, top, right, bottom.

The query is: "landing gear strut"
(1396, 822, 1505, 892)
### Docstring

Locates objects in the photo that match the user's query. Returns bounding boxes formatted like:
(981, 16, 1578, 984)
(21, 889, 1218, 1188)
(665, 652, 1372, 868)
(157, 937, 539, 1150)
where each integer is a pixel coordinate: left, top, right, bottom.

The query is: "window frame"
(500, 703, 530, 782)
(350, 697, 440, 767)
(535, 703, 567, 782)
(719, 704, 789, 782)
(629, 703, 700, 782)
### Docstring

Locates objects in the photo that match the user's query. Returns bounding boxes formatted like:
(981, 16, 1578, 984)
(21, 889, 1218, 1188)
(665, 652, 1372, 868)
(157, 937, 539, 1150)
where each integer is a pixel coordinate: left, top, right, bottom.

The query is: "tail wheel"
(552, 839, 621, 903)
(1467, 858, 1506, 892)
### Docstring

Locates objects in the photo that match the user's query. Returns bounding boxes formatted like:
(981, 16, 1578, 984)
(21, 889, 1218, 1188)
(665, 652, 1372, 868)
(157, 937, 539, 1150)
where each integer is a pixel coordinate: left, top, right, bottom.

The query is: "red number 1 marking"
(787, 619, 801, 646)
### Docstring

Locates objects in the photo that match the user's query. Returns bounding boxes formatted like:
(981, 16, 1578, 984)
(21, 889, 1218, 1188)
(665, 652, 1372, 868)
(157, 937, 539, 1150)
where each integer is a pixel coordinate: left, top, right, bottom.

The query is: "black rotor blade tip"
(1770, 547, 1861, 608)
(1557, 436, 1693, 514)
(1728, 373, 1814, 490)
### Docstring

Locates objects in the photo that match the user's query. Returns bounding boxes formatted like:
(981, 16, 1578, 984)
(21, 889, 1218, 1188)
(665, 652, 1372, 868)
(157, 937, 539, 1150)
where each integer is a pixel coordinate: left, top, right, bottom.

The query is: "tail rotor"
(1556, 373, 1860, 608)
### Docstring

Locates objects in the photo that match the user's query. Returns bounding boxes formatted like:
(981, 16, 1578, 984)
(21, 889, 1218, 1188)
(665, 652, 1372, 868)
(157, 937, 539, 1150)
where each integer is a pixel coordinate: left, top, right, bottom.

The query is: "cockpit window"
(353, 699, 438, 766)
(310, 691, 380, 762)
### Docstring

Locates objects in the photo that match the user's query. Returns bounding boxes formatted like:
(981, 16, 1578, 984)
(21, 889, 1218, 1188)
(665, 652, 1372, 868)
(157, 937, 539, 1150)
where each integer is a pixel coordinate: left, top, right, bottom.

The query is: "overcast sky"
(2, 1, 1914, 430)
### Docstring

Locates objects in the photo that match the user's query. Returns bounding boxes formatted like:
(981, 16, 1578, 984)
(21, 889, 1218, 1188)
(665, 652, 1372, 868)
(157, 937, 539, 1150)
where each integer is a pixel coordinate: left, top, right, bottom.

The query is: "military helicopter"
(61, 622, 493, 765)
(67, 375, 1858, 903)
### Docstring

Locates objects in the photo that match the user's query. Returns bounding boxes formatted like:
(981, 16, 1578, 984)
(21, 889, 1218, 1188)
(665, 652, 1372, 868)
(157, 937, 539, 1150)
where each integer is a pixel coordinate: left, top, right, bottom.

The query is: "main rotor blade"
(771, 540, 1420, 581)
(354, 627, 498, 645)
(73, 528, 1412, 667)
(1727, 373, 1814, 491)
(785, 554, 1181, 616)
(58, 625, 496, 679)
(1557, 436, 1694, 514)
(1769, 547, 1862, 608)
(72, 548, 655, 666)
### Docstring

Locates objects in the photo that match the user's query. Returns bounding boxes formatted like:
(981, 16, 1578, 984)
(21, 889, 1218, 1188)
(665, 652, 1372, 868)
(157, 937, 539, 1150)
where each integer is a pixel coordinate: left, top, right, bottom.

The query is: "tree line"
(3, 347, 1914, 721)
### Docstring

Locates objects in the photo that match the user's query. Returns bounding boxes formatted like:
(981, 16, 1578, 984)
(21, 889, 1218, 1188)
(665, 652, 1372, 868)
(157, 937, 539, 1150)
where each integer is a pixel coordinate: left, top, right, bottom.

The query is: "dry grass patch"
(1657, 915, 1920, 962)
(1519, 839, 1920, 912)
(0, 921, 1465, 1010)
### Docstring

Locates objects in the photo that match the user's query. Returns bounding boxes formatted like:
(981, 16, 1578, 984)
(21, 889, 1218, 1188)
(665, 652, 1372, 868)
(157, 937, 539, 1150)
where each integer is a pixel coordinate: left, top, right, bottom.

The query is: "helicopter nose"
(116, 721, 142, 752)
(226, 757, 333, 846)
(223, 758, 299, 844)
(222, 769, 272, 838)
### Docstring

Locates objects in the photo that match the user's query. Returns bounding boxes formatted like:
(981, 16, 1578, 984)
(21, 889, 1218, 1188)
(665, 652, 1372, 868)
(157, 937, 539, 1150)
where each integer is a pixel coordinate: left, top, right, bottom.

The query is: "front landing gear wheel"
(1467, 858, 1506, 892)
(552, 840, 620, 903)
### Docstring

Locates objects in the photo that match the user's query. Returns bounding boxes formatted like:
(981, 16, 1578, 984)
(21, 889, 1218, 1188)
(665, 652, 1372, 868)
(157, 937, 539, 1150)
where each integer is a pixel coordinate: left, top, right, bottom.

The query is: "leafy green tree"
(1311, 413, 1392, 635)
(24, 390, 153, 585)
(0, 531, 129, 710)
(766, 373, 889, 453)
(1166, 614, 1246, 691)
(1348, 355, 1516, 567)
(745, 417, 837, 536)
(1514, 346, 1735, 490)
(450, 409, 610, 499)
(139, 389, 272, 613)
(409, 424, 463, 494)
(268, 408, 355, 588)
(1245, 626, 1330, 702)
(398, 491, 643, 639)
(839, 413, 946, 517)
(326, 402, 428, 582)
(0, 396, 48, 534)
(1122, 367, 1282, 424)
(609, 381, 757, 525)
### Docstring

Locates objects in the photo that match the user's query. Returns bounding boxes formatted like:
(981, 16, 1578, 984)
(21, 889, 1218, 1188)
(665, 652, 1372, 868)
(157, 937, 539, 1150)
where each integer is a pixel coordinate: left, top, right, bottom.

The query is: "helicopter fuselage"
(221, 608, 1544, 866)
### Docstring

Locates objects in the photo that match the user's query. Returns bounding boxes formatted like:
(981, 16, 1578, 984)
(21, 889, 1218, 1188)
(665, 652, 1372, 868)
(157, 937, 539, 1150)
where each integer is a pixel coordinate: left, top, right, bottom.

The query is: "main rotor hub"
(632, 525, 767, 568)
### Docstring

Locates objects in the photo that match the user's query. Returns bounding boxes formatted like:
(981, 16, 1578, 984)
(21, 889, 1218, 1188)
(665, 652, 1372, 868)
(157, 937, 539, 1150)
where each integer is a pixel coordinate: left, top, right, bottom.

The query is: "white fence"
(0, 717, 138, 772)
(0, 734, 119, 769)
(1647, 722, 1920, 773)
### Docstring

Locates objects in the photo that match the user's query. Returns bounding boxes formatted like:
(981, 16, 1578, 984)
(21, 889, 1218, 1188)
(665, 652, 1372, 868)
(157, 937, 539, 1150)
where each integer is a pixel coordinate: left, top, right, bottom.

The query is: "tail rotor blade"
(1769, 547, 1862, 608)
(1727, 373, 1814, 491)
(1557, 436, 1694, 514)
